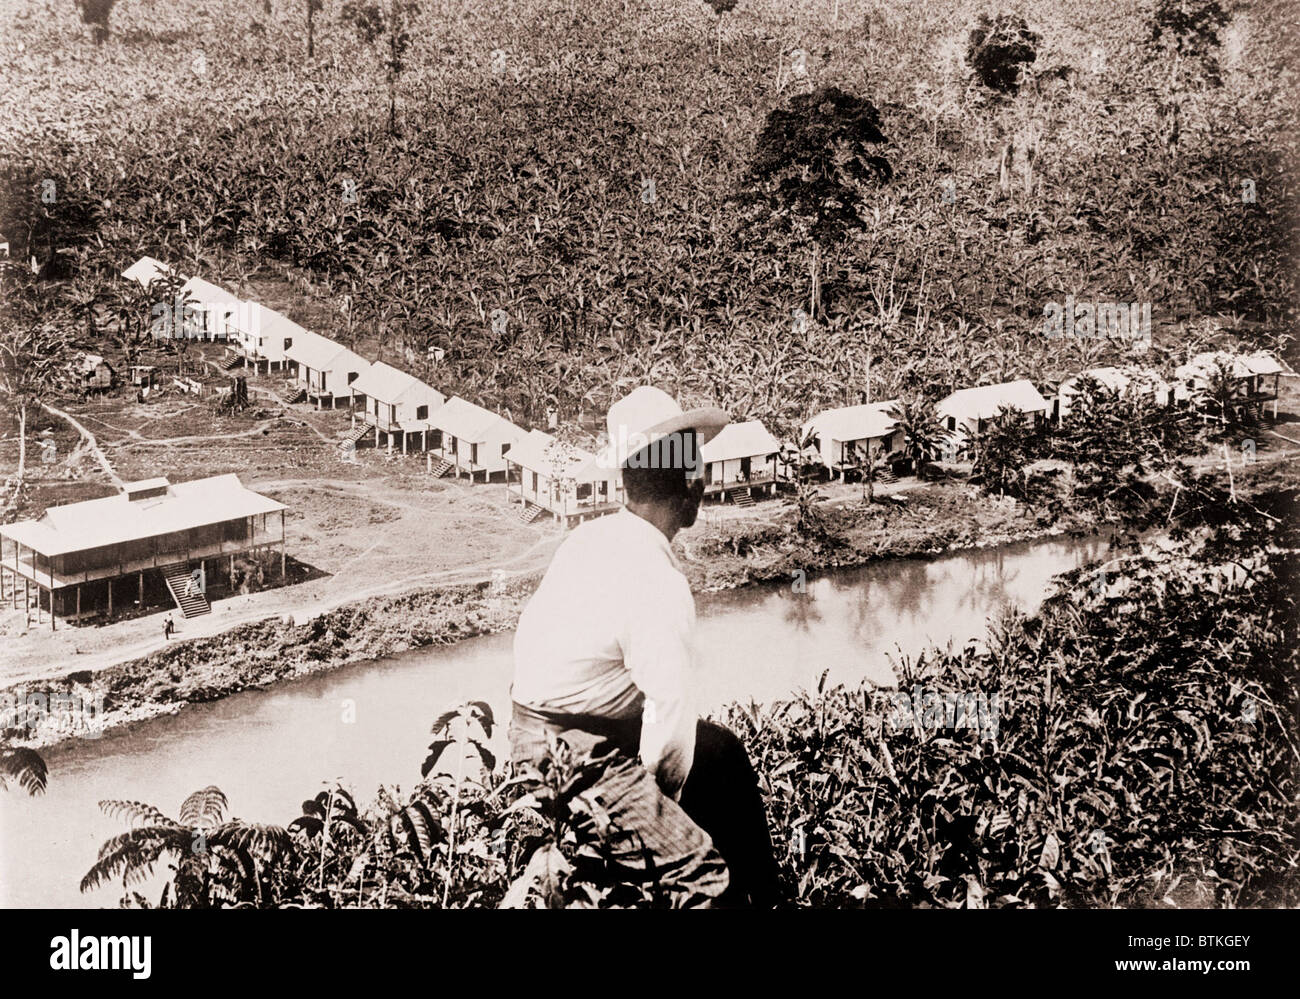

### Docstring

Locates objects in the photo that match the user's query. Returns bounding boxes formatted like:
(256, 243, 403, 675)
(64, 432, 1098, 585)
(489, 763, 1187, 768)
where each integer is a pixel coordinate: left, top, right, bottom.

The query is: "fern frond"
(179, 785, 228, 828)
(1, 748, 48, 795)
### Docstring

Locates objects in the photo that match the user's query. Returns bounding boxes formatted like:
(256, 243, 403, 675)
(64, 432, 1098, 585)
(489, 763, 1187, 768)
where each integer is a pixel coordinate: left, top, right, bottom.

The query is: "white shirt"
(512, 509, 697, 796)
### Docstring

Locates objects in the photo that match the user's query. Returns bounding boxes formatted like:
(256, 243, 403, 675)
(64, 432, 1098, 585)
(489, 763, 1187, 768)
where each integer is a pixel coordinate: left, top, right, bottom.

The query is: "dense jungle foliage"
(2, 0, 1297, 437)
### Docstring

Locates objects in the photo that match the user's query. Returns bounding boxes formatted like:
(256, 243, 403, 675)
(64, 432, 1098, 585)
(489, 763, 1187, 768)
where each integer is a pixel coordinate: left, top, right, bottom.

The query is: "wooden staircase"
(517, 501, 545, 523)
(732, 486, 755, 508)
(874, 467, 900, 486)
(429, 457, 455, 478)
(161, 562, 211, 618)
(281, 385, 306, 404)
(340, 424, 369, 450)
(219, 353, 244, 372)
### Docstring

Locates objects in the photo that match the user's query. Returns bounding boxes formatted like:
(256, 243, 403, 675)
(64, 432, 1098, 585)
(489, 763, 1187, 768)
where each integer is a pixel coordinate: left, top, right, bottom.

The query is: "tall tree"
(740, 87, 892, 320)
(0, 272, 70, 489)
(305, 0, 324, 58)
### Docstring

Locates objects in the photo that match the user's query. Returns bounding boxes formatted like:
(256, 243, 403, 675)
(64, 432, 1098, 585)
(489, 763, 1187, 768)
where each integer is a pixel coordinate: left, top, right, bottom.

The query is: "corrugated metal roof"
(179, 276, 241, 305)
(701, 420, 780, 461)
(227, 302, 307, 341)
(433, 396, 523, 444)
(801, 401, 899, 445)
(0, 474, 286, 557)
(938, 380, 1048, 422)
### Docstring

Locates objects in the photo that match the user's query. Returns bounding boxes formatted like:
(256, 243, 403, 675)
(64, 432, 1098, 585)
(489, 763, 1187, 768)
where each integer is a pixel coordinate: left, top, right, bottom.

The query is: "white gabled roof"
(938, 380, 1048, 422)
(179, 276, 241, 305)
(801, 401, 899, 445)
(350, 361, 444, 407)
(1240, 351, 1285, 376)
(1178, 350, 1285, 383)
(507, 430, 610, 480)
(1062, 367, 1130, 394)
(701, 420, 781, 462)
(73, 352, 109, 375)
(433, 397, 523, 444)
(122, 256, 179, 288)
(0, 474, 285, 558)
(285, 331, 366, 373)
(227, 302, 308, 342)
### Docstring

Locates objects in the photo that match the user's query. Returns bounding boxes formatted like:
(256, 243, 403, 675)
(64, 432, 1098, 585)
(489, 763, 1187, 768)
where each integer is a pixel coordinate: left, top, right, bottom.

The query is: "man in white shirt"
(510, 387, 779, 907)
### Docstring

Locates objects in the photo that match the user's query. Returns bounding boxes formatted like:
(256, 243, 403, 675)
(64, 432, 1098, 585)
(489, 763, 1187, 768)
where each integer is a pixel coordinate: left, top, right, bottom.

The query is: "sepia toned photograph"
(0, 0, 1296, 943)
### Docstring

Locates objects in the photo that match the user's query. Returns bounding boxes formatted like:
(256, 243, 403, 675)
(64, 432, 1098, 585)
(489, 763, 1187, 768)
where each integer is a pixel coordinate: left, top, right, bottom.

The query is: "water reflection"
(1, 533, 1109, 908)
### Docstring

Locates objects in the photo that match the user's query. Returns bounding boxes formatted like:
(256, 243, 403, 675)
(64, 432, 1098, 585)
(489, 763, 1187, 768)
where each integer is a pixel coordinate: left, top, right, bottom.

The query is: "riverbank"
(0, 482, 1090, 751)
(4, 456, 1292, 752)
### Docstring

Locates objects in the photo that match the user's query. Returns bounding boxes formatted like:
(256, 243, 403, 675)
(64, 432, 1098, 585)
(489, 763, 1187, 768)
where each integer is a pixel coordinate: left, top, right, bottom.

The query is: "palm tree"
(887, 396, 948, 473)
(81, 786, 292, 907)
(0, 747, 48, 795)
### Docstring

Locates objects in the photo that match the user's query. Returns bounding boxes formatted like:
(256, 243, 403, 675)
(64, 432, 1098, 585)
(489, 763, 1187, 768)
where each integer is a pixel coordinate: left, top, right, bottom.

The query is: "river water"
(0, 533, 1110, 908)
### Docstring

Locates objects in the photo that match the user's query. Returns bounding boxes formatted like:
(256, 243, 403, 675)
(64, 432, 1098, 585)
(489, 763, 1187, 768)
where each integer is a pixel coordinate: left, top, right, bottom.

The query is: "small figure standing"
(164, 615, 174, 640)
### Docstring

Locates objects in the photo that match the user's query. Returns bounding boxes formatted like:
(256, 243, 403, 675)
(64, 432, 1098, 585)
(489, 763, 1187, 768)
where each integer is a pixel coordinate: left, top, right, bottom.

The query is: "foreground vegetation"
(74, 480, 1299, 908)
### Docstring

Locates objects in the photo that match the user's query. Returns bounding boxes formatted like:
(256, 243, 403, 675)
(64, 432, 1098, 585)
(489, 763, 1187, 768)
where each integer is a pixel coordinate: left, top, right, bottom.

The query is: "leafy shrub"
(87, 506, 1299, 908)
(966, 13, 1041, 93)
(1148, 0, 1232, 81)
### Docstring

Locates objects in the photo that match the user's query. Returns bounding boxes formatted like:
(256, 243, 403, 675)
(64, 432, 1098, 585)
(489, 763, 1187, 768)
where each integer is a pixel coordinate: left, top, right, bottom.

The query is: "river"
(0, 532, 1110, 908)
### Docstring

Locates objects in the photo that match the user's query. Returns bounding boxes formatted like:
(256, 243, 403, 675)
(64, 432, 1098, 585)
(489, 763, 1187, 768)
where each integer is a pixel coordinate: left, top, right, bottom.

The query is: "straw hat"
(602, 386, 729, 470)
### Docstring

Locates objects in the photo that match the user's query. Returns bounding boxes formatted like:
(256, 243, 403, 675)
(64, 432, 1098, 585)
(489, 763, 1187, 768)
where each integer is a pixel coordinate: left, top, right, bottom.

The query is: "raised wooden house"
(349, 362, 446, 453)
(174, 277, 242, 342)
(284, 332, 369, 409)
(1055, 366, 1177, 421)
(430, 397, 526, 482)
(1175, 351, 1286, 420)
(937, 380, 1049, 452)
(801, 402, 903, 480)
(0, 475, 287, 628)
(225, 303, 306, 373)
(699, 419, 781, 502)
(505, 430, 621, 525)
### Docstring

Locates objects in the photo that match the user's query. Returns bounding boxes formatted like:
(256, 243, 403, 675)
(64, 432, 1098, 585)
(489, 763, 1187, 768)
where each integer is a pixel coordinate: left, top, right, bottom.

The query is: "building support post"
(77, 585, 81, 618)
(280, 514, 286, 580)
(139, 571, 144, 607)
(24, 579, 30, 628)
(107, 578, 113, 616)
(50, 589, 55, 631)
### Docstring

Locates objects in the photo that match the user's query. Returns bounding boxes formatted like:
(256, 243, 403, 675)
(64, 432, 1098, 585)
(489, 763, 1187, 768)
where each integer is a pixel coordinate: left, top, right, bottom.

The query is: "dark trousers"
(680, 719, 781, 908)
(509, 702, 780, 907)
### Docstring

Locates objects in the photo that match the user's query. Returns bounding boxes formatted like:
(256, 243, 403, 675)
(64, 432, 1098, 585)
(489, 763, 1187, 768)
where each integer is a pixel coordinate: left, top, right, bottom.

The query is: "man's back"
(511, 509, 695, 722)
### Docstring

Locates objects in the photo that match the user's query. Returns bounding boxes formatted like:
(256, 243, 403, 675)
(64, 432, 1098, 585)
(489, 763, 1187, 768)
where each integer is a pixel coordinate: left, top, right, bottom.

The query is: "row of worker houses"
(0, 475, 287, 627)
(797, 350, 1287, 479)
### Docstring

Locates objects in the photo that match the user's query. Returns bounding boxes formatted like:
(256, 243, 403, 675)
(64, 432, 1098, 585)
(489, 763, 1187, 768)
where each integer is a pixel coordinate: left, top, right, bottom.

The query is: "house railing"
(704, 470, 776, 493)
(7, 531, 283, 590)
